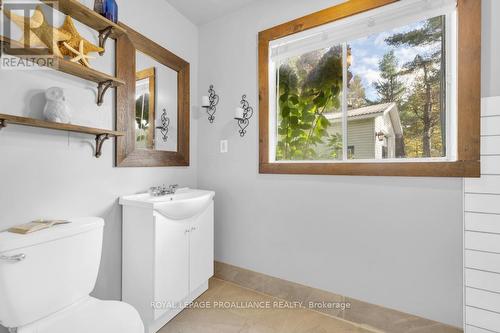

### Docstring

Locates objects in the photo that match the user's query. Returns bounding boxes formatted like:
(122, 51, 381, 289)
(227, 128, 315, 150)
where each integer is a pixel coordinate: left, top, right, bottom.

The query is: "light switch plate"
(220, 140, 228, 153)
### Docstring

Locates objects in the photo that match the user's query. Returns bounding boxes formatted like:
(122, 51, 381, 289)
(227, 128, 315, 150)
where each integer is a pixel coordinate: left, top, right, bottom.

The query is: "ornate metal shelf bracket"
(235, 95, 254, 137)
(202, 85, 219, 123)
(95, 133, 110, 158)
(97, 80, 113, 106)
(98, 26, 114, 56)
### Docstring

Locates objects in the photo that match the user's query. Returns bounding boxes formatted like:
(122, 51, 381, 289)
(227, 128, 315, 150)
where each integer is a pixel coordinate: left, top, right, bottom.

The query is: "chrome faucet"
(167, 184, 179, 194)
(149, 184, 179, 197)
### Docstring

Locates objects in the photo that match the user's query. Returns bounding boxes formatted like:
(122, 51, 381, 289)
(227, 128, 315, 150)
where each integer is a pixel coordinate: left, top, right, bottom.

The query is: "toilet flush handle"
(0, 254, 26, 263)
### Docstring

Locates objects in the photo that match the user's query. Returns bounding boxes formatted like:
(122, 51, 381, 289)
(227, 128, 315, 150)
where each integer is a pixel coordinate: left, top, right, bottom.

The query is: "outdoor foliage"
(384, 16, 446, 157)
(135, 93, 151, 145)
(276, 16, 446, 160)
(373, 51, 406, 104)
(276, 47, 344, 160)
(348, 75, 367, 109)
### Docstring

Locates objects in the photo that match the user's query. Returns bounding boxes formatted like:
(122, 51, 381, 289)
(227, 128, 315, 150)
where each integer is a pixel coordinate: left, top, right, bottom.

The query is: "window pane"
(347, 15, 446, 160)
(275, 46, 343, 161)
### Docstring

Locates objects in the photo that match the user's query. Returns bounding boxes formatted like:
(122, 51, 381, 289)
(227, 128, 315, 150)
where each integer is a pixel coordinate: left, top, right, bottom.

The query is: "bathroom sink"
(119, 188, 215, 220)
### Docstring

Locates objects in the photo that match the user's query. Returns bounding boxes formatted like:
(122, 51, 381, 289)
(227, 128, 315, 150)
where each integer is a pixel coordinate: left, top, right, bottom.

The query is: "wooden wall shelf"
(41, 0, 126, 54)
(0, 36, 125, 106)
(0, 113, 124, 158)
(0, 1, 127, 160)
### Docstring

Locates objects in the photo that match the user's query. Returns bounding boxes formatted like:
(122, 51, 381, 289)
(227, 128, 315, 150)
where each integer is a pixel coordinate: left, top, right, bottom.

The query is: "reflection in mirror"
(136, 51, 178, 152)
(135, 68, 155, 149)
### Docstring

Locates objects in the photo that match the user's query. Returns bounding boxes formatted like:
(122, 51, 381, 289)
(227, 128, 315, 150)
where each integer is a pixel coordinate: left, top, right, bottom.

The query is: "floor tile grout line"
(213, 277, 388, 333)
(211, 278, 315, 333)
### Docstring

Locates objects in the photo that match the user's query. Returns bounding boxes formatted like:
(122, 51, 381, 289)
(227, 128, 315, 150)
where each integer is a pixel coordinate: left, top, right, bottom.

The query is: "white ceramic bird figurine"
(43, 87, 71, 124)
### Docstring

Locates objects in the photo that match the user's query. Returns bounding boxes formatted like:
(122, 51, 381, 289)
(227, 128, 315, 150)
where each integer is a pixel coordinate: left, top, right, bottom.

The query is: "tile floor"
(159, 278, 378, 333)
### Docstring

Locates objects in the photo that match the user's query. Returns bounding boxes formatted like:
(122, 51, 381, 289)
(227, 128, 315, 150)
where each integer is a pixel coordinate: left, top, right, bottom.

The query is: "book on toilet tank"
(8, 220, 71, 235)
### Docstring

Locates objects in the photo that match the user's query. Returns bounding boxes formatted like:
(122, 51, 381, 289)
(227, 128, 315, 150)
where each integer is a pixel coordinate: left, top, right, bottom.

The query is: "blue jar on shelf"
(104, 0, 118, 23)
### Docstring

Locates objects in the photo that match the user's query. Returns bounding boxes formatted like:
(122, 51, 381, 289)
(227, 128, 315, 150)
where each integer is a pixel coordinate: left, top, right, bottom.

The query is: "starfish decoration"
(63, 40, 95, 67)
(2, 6, 70, 57)
(58, 16, 103, 64)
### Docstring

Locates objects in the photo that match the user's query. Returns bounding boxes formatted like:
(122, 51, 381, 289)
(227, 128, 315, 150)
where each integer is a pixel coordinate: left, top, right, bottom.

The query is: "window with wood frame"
(258, 0, 481, 177)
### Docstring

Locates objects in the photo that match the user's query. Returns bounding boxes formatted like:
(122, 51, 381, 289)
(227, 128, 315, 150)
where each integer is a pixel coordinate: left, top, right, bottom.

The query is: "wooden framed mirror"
(116, 23, 190, 167)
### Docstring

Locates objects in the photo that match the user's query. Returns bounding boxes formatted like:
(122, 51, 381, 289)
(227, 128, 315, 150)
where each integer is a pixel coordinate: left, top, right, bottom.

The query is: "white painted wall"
(197, 0, 499, 327)
(0, 0, 198, 331)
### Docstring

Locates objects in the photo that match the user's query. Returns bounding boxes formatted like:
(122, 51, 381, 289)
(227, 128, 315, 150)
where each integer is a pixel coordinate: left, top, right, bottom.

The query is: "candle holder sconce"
(235, 95, 254, 137)
(156, 108, 170, 142)
(201, 85, 219, 123)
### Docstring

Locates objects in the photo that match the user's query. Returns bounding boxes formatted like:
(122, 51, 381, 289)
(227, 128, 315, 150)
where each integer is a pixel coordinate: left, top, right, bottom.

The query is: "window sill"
(259, 160, 480, 177)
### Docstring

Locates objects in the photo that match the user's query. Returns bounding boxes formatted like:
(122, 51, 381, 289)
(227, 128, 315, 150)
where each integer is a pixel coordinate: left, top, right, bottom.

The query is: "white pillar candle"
(235, 107, 245, 119)
(201, 96, 210, 107)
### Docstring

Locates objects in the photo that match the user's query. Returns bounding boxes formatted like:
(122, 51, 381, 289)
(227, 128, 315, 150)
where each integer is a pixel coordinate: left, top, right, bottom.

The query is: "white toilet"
(0, 217, 144, 333)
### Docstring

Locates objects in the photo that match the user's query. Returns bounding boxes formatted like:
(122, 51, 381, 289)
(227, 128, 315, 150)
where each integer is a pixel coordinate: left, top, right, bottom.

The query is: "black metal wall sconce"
(234, 95, 254, 137)
(201, 85, 219, 123)
(156, 108, 170, 142)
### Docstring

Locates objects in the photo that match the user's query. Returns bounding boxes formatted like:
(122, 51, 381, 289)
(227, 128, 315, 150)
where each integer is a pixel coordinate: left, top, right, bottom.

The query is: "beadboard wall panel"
(466, 269, 500, 293)
(465, 213, 500, 234)
(481, 136, 500, 155)
(481, 156, 500, 174)
(465, 194, 500, 214)
(465, 176, 500, 194)
(465, 96, 500, 333)
(466, 287, 500, 313)
(481, 117, 500, 136)
(466, 250, 500, 274)
(467, 325, 500, 333)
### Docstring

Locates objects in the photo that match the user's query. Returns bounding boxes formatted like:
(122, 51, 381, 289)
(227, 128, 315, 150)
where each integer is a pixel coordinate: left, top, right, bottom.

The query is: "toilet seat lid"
(18, 297, 144, 333)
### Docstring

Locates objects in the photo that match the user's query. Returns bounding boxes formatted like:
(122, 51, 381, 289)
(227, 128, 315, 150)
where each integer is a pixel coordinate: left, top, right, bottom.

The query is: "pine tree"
(373, 51, 405, 103)
(348, 75, 367, 109)
(373, 50, 406, 157)
(385, 16, 446, 157)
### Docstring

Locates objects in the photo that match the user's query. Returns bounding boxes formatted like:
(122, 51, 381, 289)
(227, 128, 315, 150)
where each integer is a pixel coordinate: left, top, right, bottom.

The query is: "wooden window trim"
(258, 0, 481, 177)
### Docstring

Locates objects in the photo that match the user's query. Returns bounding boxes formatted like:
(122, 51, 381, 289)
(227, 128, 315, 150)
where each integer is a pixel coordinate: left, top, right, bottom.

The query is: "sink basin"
(119, 188, 215, 220)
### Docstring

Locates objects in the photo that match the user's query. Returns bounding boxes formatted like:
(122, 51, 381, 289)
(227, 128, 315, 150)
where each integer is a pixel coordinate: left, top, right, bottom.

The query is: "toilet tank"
(0, 217, 104, 328)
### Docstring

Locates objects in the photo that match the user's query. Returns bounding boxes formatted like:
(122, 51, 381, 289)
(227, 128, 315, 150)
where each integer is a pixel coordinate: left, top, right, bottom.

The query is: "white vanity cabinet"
(153, 207, 214, 320)
(120, 189, 214, 333)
